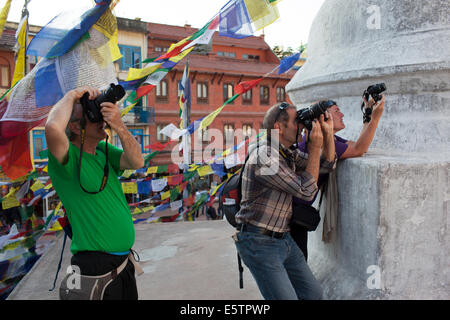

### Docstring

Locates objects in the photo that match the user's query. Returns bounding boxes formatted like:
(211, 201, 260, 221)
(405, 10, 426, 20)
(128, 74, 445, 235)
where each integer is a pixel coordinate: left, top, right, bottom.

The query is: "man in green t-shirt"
(45, 86, 144, 300)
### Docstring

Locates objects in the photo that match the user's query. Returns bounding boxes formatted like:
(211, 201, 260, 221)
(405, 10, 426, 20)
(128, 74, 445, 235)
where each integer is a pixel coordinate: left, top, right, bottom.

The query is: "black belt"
(239, 224, 287, 239)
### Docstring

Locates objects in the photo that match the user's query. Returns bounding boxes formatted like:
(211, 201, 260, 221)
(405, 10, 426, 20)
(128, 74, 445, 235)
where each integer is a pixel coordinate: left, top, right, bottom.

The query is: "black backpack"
(220, 146, 256, 228)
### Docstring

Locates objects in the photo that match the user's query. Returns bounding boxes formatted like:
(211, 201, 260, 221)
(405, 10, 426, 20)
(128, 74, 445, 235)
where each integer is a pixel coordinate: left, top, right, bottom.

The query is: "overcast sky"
(5, 0, 325, 50)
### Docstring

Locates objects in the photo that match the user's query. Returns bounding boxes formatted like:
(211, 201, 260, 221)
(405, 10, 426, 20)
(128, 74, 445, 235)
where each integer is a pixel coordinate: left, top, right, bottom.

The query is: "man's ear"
(273, 122, 280, 130)
(68, 122, 81, 135)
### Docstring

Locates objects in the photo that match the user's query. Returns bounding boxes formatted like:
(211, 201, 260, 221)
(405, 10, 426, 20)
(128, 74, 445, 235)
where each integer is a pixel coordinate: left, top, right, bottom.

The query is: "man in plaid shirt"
(234, 102, 336, 300)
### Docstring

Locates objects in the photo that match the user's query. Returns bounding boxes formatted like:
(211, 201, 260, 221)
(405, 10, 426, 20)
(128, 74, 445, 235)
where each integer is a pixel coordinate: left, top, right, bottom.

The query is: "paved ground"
(7, 219, 262, 300)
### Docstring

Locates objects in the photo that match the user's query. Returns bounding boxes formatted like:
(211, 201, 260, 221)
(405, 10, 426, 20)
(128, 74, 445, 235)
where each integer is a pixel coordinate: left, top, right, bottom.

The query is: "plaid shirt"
(235, 141, 336, 233)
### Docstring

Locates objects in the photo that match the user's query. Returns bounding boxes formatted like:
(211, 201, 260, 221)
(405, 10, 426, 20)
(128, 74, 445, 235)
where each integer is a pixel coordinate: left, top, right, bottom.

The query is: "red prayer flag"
(0, 133, 33, 180)
(167, 174, 183, 186)
(235, 78, 263, 95)
(136, 84, 155, 100)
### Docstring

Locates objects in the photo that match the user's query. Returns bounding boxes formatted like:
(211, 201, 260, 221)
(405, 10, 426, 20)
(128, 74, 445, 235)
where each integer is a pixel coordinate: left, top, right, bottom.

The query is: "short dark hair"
(263, 102, 295, 130)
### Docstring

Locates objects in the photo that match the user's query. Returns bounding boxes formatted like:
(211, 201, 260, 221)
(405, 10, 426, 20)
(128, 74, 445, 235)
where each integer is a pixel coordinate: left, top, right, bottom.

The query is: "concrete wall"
(287, 0, 449, 299)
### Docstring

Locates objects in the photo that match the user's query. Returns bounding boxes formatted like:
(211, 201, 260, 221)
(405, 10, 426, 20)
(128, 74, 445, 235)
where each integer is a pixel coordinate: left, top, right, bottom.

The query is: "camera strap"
(77, 112, 110, 194)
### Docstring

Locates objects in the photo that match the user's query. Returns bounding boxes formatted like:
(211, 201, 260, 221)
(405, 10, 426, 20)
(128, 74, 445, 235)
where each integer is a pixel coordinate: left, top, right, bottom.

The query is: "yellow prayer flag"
(167, 46, 194, 63)
(120, 101, 138, 118)
(44, 183, 53, 190)
(122, 170, 134, 178)
(54, 201, 62, 216)
(147, 166, 158, 174)
(48, 221, 62, 232)
(30, 180, 45, 192)
(0, 0, 12, 39)
(197, 165, 213, 177)
(11, 16, 27, 86)
(244, 0, 280, 32)
(4, 186, 17, 199)
(200, 104, 227, 129)
(122, 182, 137, 194)
(132, 207, 143, 215)
(2, 195, 20, 210)
(126, 62, 162, 81)
(161, 190, 171, 200)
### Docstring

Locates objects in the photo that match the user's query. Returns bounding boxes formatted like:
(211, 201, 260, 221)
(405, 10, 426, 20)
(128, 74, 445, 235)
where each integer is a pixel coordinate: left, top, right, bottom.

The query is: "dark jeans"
(290, 224, 309, 261)
(234, 224, 322, 300)
(71, 251, 138, 300)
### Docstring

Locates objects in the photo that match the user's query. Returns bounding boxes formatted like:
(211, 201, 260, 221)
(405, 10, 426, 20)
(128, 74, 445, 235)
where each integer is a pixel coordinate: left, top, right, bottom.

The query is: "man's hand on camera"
(319, 110, 334, 139)
(308, 120, 323, 150)
(371, 94, 385, 118)
(363, 94, 385, 120)
(68, 86, 100, 102)
(100, 102, 126, 133)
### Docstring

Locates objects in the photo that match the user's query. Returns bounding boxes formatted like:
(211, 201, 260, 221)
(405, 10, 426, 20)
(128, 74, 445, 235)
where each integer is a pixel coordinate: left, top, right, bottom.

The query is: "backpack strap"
(237, 252, 244, 289)
(49, 232, 67, 291)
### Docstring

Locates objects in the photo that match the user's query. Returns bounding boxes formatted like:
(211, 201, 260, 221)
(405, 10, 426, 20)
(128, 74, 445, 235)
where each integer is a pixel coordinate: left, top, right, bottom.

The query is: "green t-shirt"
(48, 141, 135, 254)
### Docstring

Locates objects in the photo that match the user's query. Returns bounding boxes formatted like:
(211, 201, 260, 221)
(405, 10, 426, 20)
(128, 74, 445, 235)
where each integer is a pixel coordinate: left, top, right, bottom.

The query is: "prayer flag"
(11, 15, 28, 87)
(218, 0, 280, 39)
(277, 52, 301, 74)
(0, 0, 11, 39)
(235, 77, 263, 95)
(179, 62, 191, 129)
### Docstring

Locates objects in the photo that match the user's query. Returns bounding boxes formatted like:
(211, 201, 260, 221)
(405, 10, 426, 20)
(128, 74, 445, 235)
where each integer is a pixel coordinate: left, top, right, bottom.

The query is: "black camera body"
(296, 100, 336, 131)
(363, 83, 386, 103)
(80, 83, 126, 123)
(362, 83, 386, 123)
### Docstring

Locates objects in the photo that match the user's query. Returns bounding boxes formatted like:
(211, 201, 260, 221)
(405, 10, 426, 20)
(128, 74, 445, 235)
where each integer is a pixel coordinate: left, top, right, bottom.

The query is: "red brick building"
(144, 22, 296, 165)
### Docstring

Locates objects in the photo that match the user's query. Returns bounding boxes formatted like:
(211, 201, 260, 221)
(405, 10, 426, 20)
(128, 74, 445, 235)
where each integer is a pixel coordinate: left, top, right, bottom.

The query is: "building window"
(156, 124, 169, 142)
(154, 46, 169, 53)
(276, 87, 286, 102)
(217, 51, 236, 58)
(156, 80, 168, 101)
(242, 54, 259, 61)
(197, 82, 208, 103)
(224, 124, 235, 146)
(242, 88, 252, 105)
(242, 124, 253, 139)
(223, 83, 234, 103)
(32, 130, 47, 159)
(260, 86, 270, 105)
(118, 45, 141, 71)
(0, 65, 9, 88)
(197, 127, 209, 142)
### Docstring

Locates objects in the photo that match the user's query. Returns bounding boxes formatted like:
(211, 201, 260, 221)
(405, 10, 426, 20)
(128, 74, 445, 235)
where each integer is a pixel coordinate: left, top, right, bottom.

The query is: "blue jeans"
(234, 224, 323, 300)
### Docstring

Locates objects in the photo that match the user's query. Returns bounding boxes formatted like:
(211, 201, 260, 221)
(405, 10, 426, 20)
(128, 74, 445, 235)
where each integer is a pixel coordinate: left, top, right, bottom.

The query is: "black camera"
(363, 83, 386, 103)
(296, 100, 336, 131)
(362, 83, 386, 123)
(80, 83, 126, 123)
